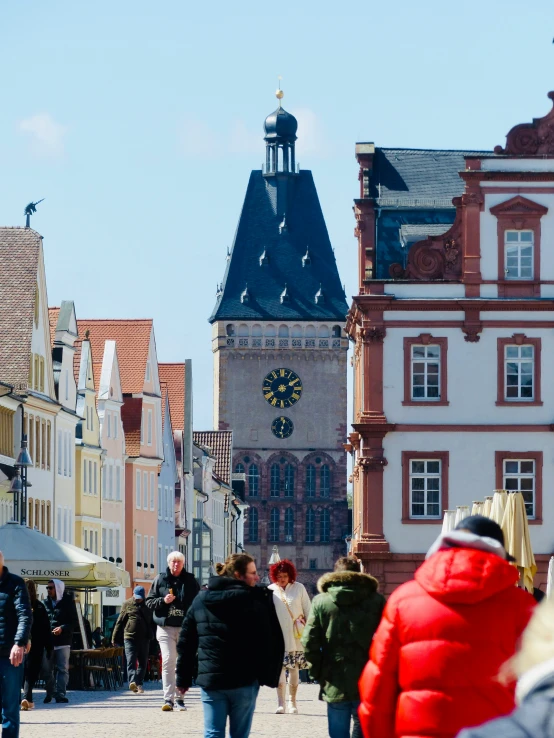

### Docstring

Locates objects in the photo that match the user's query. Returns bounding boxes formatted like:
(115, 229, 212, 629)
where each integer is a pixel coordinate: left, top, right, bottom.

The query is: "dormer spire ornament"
(259, 248, 269, 266)
(240, 283, 250, 304)
(315, 284, 325, 304)
(276, 76, 284, 108)
(280, 284, 290, 304)
(279, 215, 287, 234)
(495, 91, 554, 156)
(302, 247, 311, 267)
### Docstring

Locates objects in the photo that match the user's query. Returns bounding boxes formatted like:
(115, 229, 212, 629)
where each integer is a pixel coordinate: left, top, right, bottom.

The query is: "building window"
(320, 509, 330, 542)
(151, 537, 155, 572)
(147, 410, 152, 445)
(270, 464, 280, 497)
(283, 464, 294, 498)
(235, 463, 245, 474)
(403, 335, 448, 406)
(107, 412, 111, 438)
(143, 471, 148, 509)
(57, 431, 62, 474)
(116, 527, 121, 560)
(505, 345, 534, 400)
(269, 508, 279, 542)
(136, 534, 141, 569)
(150, 472, 155, 510)
(68, 433, 72, 477)
(140, 410, 144, 445)
(248, 464, 259, 497)
(248, 507, 258, 542)
(306, 465, 316, 498)
(35, 417, 40, 467)
(116, 466, 121, 500)
(284, 508, 294, 542)
(94, 462, 97, 495)
(136, 470, 141, 509)
(305, 508, 315, 543)
(496, 451, 542, 522)
(114, 415, 118, 439)
(497, 335, 542, 406)
(146, 362, 151, 381)
(401, 451, 449, 524)
(309, 559, 317, 570)
(158, 484, 162, 519)
(320, 465, 330, 497)
(505, 230, 533, 280)
(144, 535, 149, 569)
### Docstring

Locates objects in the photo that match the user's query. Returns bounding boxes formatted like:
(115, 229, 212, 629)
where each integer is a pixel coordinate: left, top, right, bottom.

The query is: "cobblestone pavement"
(20, 683, 328, 738)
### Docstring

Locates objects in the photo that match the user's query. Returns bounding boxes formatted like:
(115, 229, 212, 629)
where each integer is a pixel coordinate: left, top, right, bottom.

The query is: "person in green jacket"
(301, 556, 385, 738)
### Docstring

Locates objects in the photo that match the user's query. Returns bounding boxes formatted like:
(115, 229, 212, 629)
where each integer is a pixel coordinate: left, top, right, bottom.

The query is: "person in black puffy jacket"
(456, 597, 554, 738)
(43, 579, 78, 703)
(176, 553, 284, 738)
(0, 550, 32, 738)
(21, 579, 53, 710)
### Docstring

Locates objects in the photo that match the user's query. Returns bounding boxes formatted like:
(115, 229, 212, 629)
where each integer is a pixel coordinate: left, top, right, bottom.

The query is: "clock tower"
(210, 91, 349, 588)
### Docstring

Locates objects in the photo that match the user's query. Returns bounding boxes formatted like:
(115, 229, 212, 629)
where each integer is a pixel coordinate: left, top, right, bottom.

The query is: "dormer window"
(505, 230, 533, 280)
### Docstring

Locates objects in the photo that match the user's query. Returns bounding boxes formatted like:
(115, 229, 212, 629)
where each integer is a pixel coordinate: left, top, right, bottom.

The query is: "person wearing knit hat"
(112, 586, 154, 695)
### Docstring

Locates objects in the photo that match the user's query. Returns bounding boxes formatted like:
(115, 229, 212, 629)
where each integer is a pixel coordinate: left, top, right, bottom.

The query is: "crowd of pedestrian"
(2, 514, 554, 738)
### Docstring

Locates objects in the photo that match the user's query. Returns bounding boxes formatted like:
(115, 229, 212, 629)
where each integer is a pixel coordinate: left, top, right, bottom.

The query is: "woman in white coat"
(268, 559, 311, 715)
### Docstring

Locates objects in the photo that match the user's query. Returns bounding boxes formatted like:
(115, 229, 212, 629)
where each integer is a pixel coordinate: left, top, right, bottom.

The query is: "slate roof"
(370, 148, 492, 207)
(0, 228, 42, 390)
(159, 364, 185, 431)
(193, 430, 233, 485)
(210, 170, 348, 322)
(76, 319, 152, 394)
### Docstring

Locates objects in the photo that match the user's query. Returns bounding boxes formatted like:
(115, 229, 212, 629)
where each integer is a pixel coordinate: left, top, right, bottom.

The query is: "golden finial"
(275, 75, 284, 106)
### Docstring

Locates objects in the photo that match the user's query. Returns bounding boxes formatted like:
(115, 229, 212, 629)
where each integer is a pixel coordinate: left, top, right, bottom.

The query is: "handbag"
(277, 587, 306, 640)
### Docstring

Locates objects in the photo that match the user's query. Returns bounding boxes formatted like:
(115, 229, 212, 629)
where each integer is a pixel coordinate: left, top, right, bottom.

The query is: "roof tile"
(193, 430, 233, 485)
(159, 364, 185, 431)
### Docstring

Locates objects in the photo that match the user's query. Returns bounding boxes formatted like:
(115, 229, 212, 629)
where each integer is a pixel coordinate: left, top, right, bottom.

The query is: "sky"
(1, 1, 553, 430)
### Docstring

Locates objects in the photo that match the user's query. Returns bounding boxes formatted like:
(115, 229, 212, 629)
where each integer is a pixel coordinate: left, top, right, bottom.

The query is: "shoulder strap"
(277, 587, 296, 622)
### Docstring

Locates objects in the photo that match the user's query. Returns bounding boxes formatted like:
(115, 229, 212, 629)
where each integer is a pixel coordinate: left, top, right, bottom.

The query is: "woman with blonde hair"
(457, 596, 554, 737)
(268, 559, 311, 715)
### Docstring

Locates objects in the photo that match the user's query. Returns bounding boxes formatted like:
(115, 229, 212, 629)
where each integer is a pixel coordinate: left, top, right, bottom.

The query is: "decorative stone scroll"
(495, 91, 554, 156)
(389, 209, 463, 281)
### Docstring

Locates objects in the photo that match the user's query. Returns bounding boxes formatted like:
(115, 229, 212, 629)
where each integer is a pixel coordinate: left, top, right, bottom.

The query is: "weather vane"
(24, 199, 44, 228)
(276, 75, 284, 107)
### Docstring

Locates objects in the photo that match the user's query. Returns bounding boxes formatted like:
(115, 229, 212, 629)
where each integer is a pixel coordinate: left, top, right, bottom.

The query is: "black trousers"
(22, 647, 45, 703)
(124, 639, 150, 686)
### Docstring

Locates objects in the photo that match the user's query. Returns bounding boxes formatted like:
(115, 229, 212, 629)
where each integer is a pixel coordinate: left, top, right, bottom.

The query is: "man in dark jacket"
(175, 554, 284, 738)
(112, 586, 153, 694)
(146, 551, 199, 711)
(43, 578, 78, 704)
(302, 556, 385, 738)
(0, 550, 32, 738)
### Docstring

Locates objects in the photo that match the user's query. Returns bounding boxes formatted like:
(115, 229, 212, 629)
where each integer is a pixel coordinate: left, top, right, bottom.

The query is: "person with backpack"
(112, 586, 154, 694)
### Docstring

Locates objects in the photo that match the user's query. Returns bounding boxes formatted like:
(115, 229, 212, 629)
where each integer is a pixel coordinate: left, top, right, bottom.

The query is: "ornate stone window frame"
(496, 334, 542, 407)
(494, 451, 543, 525)
(403, 334, 449, 407)
(490, 195, 548, 298)
(401, 450, 449, 524)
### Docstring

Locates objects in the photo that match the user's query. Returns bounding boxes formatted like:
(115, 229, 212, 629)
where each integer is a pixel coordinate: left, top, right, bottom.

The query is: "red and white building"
(347, 91, 554, 595)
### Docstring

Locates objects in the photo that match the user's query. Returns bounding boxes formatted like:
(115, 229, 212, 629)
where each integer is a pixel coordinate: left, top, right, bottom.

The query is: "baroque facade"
(347, 90, 554, 595)
(210, 94, 349, 589)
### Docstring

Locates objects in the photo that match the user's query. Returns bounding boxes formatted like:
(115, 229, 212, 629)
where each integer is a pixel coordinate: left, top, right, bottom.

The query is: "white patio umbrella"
(0, 522, 130, 588)
(441, 510, 456, 535)
(489, 490, 508, 526)
(471, 501, 484, 516)
(482, 497, 494, 518)
(454, 506, 471, 527)
(547, 557, 554, 599)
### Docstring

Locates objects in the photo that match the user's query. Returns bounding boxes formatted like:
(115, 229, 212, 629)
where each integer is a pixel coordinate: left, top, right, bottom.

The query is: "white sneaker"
(275, 706, 285, 714)
(176, 699, 187, 711)
(287, 702, 298, 715)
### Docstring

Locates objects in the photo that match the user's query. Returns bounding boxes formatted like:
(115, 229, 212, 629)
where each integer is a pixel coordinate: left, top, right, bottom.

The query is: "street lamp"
(12, 434, 32, 526)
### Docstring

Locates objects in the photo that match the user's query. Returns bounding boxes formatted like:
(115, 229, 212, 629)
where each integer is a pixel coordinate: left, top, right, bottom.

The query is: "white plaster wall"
(481, 160, 554, 172)
(54, 413, 77, 542)
(384, 326, 554, 424)
(384, 285, 466, 298)
(481, 191, 554, 281)
(383, 431, 554, 554)
(480, 285, 498, 298)
(384, 311, 465, 322)
(480, 311, 553, 321)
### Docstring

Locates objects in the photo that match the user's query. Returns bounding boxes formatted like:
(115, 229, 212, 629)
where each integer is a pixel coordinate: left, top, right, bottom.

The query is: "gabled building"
(209, 95, 350, 587)
(78, 320, 163, 593)
(0, 228, 59, 535)
(347, 90, 554, 594)
(157, 385, 178, 571)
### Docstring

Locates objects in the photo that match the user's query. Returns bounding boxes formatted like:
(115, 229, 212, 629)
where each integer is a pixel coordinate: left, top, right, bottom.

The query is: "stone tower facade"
(210, 94, 349, 590)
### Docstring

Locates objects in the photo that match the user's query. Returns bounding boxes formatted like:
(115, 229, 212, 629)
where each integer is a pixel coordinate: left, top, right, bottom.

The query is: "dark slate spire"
(209, 93, 347, 324)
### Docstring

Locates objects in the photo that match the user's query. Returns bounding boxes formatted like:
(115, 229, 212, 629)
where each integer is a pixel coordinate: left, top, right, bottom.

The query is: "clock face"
(262, 368, 303, 409)
(271, 416, 294, 439)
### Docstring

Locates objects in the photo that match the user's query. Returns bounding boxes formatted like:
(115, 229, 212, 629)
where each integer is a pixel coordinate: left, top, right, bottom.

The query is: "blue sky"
(1, 1, 553, 429)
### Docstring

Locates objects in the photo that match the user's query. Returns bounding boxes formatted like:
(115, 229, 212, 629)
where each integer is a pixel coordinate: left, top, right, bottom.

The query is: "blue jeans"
(327, 700, 362, 738)
(0, 657, 23, 738)
(200, 682, 259, 738)
(124, 639, 150, 687)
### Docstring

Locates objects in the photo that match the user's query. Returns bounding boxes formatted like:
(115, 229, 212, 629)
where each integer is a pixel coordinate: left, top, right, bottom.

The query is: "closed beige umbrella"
(482, 497, 494, 518)
(489, 490, 508, 526)
(501, 492, 536, 593)
(454, 505, 471, 527)
(471, 501, 484, 516)
(442, 510, 456, 535)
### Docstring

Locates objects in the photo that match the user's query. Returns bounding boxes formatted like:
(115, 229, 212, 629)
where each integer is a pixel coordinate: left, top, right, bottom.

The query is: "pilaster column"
(354, 199, 376, 293)
(462, 188, 484, 297)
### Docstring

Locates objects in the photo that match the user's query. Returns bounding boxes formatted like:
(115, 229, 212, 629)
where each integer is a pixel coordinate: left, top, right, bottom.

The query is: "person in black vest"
(112, 586, 154, 694)
(175, 553, 284, 738)
(43, 579, 78, 704)
(21, 579, 53, 711)
(0, 550, 32, 738)
(146, 551, 199, 711)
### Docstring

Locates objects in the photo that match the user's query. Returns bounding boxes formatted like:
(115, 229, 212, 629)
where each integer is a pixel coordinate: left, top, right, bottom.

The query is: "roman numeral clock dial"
(262, 368, 303, 409)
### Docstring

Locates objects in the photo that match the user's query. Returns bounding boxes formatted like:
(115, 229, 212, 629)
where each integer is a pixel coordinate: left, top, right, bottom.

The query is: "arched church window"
(283, 464, 294, 498)
(226, 324, 235, 337)
(332, 325, 341, 338)
(306, 465, 316, 498)
(305, 325, 316, 338)
(265, 324, 276, 337)
(238, 324, 249, 336)
(318, 325, 329, 338)
(278, 325, 289, 337)
(285, 509, 294, 542)
(269, 509, 280, 542)
(252, 324, 262, 337)
(248, 464, 259, 497)
(248, 508, 258, 542)
(305, 508, 315, 543)
(320, 465, 331, 498)
(291, 325, 302, 338)
(320, 509, 330, 542)
(235, 463, 245, 474)
(270, 464, 280, 497)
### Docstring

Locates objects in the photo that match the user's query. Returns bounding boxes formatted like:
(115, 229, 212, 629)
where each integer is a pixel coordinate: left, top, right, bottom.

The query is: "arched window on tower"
(248, 507, 258, 542)
(278, 325, 289, 337)
(285, 508, 294, 542)
(305, 508, 315, 543)
(248, 464, 259, 497)
(235, 462, 245, 474)
(332, 325, 342, 338)
(252, 324, 262, 337)
(265, 324, 276, 348)
(226, 324, 235, 337)
(318, 325, 329, 337)
(305, 325, 316, 337)
(320, 509, 330, 542)
(320, 465, 331, 498)
(238, 324, 249, 336)
(269, 509, 280, 542)
(306, 465, 316, 498)
(270, 464, 280, 497)
(284, 464, 295, 498)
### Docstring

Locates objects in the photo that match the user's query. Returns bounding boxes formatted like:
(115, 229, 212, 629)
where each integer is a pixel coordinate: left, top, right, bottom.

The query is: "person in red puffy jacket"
(359, 515, 535, 738)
